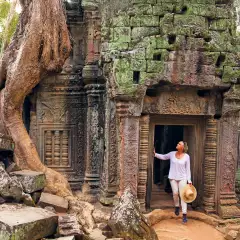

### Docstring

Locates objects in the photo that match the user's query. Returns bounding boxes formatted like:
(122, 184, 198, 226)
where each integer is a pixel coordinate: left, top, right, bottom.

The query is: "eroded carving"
(143, 89, 216, 115)
(203, 118, 217, 213)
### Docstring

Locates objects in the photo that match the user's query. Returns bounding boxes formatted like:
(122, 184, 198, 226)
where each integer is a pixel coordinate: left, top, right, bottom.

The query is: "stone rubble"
(0, 205, 58, 240)
(10, 170, 46, 193)
(39, 192, 69, 213)
(57, 214, 83, 237)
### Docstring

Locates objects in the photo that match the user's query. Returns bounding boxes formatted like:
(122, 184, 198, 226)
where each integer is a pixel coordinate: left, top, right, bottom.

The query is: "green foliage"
(0, 0, 19, 55)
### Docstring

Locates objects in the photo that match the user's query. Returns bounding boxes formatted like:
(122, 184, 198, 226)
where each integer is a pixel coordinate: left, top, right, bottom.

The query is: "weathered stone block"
(224, 53, 240, 67)
(152, 5, 165, 16)
(187, 4, 216, 18)
(155, 36, 170, 49)
(113, 27, 131, 43)
(58, 214, 82, 237)
(128, 4, 153, 15)
(112, 15, 130, 27)
(131, 27, 159, 40)
(0, 206, 58, 240)
(0, 165, 23, 201)
(185, 37, 205, 50)
(10, 170, 46, 193)
(174, 15, 207, 28)
(147, 60, 164, 73)
(131, 16, 159, 27)
(131, 59, 147, 71)
(209, 19, 231, 31)
(38, 192, 69, 213)
(215, 6, 232, 19)
(160, 13, 174, 24)
(199, 52, 220, 65)
(108, 187, 158, 240)
(222, 66, 240, 83)
(108, 42, 129, 51)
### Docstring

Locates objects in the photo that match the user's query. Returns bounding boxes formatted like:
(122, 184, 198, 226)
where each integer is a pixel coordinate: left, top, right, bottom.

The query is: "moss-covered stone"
(128, 4, 153, 15)
(222, 66, 240, 83)
(187, 4, 216, 18)
(209, 19, 231, 31)
(113, 27, 131, 43)
(147, 60, 164, 72)
(112, 15, 130, 27)
(131, 59, 147, 71)
(131, 27, 160, 40)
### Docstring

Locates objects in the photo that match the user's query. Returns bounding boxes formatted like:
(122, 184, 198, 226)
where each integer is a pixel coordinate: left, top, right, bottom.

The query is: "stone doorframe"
(140, 115, 206, 210)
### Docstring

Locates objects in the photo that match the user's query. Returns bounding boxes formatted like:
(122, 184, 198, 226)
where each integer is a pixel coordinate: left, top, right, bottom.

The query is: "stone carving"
(218, 87, 240, 218)
(143, 89, 216, 115)
(82, 84, 105, 200)
(203, 118, 218, 213)
(137, 115, 150, 211)
(44, 130, 70, 167)
(116, 101, 140, 195)
(100, 99, 118, 204)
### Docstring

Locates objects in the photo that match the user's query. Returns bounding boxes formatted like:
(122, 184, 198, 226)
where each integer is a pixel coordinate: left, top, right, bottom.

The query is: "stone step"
(0, 205, 58, 240)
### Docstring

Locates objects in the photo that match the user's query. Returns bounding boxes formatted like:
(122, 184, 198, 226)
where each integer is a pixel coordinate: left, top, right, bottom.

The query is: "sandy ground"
(153, 218, 225, 240)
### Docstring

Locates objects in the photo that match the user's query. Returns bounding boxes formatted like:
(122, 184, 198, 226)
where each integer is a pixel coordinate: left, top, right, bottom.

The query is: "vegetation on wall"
(0, 0, 19, 54)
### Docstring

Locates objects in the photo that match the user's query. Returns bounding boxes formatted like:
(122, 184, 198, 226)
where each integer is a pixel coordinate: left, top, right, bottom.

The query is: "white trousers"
(170, 179, 187, 214)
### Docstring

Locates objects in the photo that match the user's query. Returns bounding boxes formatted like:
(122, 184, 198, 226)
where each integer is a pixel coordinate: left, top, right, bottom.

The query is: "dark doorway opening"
(151, 125, 184, 209)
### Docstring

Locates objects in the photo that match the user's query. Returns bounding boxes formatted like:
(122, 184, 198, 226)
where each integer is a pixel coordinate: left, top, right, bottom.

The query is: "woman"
(154, 141, 192, 223)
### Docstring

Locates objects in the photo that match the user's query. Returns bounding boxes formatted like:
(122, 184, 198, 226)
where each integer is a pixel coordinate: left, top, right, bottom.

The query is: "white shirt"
(155, 151, 192, 183)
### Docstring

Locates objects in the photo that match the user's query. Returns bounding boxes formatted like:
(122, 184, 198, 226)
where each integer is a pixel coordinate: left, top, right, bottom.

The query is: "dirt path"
(153, 218, 225, 240)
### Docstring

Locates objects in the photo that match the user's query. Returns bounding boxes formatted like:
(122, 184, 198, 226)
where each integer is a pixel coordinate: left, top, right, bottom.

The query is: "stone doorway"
(152, 125, 184, 209)
(146, 116, 205, 210)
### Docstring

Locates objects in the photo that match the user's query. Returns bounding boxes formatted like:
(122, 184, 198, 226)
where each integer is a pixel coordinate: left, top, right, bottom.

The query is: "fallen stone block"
(10, 170, 46, 193)
(0, 165, 23, 201)
(0, 205, 58, 240)
(58, 214, 83, 237)
(108, 186, 158, 240)
(225, 230, 238, 240)
(39, 192, 69, 213)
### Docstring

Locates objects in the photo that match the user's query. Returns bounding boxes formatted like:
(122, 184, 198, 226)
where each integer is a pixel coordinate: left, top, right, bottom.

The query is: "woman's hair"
(183, 141, 188, 153)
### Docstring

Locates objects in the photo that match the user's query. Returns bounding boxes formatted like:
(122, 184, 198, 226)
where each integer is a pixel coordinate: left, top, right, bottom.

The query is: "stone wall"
(101, 0, 240, 98)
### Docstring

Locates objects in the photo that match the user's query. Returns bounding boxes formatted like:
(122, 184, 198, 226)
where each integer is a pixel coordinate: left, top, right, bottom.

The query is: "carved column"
(81, 1, 105, 202)
(138, 115, 150, 210)
(203, 118, 218, 213)
(99, 99, 119, 205)
(82, 82, 105, 201)
(116, 101, 140, 196)
(218, 90, 240, 218)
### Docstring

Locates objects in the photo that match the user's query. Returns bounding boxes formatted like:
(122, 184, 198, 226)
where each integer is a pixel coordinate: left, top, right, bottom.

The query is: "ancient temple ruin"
(21, 0, 240, 218)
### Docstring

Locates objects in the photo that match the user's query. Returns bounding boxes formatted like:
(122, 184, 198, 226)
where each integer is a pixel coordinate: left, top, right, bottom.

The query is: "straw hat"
(180, 184, 197, 203)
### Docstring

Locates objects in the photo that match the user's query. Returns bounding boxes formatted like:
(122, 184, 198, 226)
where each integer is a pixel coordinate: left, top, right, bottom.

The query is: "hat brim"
(180, 184, 197, 203)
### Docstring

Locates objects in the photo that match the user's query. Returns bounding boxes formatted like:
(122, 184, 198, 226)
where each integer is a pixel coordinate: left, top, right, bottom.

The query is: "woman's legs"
(170, 179, 180, 208)
(179, 179, 188, 214)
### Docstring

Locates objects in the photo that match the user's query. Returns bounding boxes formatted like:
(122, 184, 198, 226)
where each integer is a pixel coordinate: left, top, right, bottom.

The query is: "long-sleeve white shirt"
(155, 151, 192, 183)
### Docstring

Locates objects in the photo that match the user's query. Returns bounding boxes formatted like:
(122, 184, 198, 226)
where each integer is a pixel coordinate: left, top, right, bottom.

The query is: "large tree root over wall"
(0, 0, 72, 197)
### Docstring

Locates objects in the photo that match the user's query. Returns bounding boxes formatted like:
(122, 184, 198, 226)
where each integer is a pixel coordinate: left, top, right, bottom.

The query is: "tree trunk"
(0, 0, 72, 197)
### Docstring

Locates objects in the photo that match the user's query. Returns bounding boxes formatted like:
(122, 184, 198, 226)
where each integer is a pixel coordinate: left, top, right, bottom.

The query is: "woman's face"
(176, 141, 184, 151)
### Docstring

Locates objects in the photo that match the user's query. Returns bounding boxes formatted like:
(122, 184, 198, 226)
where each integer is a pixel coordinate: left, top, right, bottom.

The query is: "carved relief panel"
(33, 15, 87, 190)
